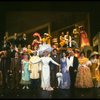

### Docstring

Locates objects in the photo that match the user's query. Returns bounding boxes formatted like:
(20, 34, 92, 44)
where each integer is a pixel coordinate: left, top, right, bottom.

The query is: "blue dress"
(60, 58, 70, 89)
(20, 60, 31, 85)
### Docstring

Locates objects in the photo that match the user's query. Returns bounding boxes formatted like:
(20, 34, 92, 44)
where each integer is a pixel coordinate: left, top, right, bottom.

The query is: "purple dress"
(60, 58, 70, 89)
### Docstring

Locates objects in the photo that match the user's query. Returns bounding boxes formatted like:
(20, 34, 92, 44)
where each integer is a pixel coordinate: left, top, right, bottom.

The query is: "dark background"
(0, 1, 100, 43)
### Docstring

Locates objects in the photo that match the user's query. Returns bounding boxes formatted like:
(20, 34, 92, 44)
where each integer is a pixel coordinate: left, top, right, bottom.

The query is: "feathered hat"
(90, 51, 99, 58)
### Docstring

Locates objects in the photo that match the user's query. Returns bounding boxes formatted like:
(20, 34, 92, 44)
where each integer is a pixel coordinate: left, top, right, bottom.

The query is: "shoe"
(46, 87, 54, 91)
(22, 86, 25, 89)
(50, 87, 54, 91)
(43, 88, 46, 90)
(26, 86, 29, 89)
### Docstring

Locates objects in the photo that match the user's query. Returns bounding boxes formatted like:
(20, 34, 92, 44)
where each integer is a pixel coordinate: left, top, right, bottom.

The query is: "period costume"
(20, 36, 28, 48)
(90, 51, 100, 87)
(59, 35, 66, 47)
(31, 43, 59, 91)
(49, 50, 60, 88)
(12, 52, 21, 89)
(20, 59, 31, 85)
(73, 26, 79, 47)
(29, 55, 41, 89)
(80, 30, 90, 49)
(66, 55, 79, 88)
(75, 57, 93, 88)
(60, 57, 70, 89)
(0, 51, 9, 88)
(31, 56, 59, 91)
(37, 43, 53, 56)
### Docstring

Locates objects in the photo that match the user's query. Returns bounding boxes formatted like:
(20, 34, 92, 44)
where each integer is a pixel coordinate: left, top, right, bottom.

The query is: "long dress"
(90, 59, 100, 87)
(29, 55, 42, 89)
(31, 56, 59, 90)
(80, 31, 90, 49)
(29, 56, 41, 79)
(75, 57, 93, 88)
(20, 60, 31, 85)
(60, 58, 70, 89)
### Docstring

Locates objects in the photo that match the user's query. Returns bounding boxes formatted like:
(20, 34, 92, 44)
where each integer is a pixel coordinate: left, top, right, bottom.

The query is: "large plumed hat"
(33, 32, 40, 37)
(33, 32, 41, 40)
(90, 51, 99, 57)
(37, 43, 53, 55)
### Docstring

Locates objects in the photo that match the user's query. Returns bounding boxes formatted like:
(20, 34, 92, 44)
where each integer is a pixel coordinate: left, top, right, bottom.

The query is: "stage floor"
(0, 86, 100, 99)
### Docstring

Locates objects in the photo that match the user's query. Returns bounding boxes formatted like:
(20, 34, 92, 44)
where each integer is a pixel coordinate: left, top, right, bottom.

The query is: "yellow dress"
(42, 34, 51, 44)
(59, 36, 65, 47)
(90, 59, 100, 87)
(98, 59, 100, 87)
(29, 56, 41, 79)
(75, 57, 93, 88)
(27, 49, 33, 54)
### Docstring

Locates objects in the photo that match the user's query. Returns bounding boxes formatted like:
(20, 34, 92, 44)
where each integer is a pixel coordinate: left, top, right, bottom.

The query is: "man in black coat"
(20, 33, 28, 48)
(49, 49, 60, 89)
(0, 50, 9, 88)
(66, 49, 79, 89)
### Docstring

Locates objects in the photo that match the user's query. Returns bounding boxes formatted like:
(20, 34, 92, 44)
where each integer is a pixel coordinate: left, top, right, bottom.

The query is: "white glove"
(66, 67, 69, 72)
(22, 70, 24, 74)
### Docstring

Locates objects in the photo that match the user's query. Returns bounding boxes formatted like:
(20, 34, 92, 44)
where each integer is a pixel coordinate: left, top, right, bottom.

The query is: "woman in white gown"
(31, 50, 60, 91)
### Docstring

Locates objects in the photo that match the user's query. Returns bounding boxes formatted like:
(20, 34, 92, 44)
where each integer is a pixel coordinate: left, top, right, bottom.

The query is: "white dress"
(31, 56, 59, 90)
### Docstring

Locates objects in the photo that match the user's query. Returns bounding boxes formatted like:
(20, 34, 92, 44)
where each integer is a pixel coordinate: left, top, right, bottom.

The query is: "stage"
(0, 86, 100, 99)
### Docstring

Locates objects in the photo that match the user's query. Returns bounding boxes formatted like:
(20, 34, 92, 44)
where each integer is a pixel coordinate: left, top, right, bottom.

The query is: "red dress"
(80, 31, 90, 48)
(32, 39, 40, 50)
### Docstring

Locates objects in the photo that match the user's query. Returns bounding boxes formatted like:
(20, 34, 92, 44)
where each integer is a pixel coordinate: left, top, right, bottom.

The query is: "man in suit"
(66, 49, 79, 89)
(12, 32, 20, 48)
(20, 33, 28, 48)
(0, 50, 9, 88)
(49, 49, 60, 89)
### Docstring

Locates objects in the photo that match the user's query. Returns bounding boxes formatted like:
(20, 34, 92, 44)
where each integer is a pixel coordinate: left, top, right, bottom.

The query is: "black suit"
(20, 38, 28, 48)
(1, 40, 11, 51)
(1, 54, 9, 88)
(49, 54, 60, 88)
(12, 38, 19, 47)
(69, 56, 79, 88)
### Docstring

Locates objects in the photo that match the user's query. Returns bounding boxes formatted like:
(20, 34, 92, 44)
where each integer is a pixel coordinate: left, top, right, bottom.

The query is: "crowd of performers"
(0, 25, 100, 92)
(59, 25, 90, 50)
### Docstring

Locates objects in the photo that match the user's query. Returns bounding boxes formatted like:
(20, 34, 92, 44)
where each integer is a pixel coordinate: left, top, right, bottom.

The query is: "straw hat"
(90, 51, 99, 57)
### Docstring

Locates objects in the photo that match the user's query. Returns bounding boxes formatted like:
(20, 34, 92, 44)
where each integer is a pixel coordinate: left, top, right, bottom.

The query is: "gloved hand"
(22, 70, 24, 74)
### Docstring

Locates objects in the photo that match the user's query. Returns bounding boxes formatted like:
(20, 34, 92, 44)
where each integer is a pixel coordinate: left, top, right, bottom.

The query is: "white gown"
(31, 56, 59, 90)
